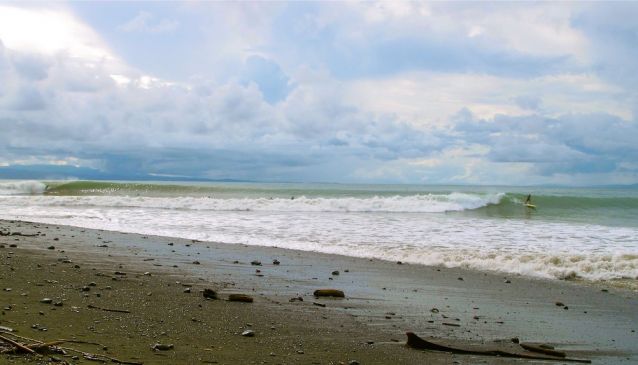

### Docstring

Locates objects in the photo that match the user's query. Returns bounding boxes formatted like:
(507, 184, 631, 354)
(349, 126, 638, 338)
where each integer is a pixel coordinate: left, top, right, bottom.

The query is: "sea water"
(0, 180, 636, 282)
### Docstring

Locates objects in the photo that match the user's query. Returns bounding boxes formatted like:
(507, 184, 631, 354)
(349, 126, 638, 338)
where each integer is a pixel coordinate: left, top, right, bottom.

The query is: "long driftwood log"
(406, 332, 590, 363)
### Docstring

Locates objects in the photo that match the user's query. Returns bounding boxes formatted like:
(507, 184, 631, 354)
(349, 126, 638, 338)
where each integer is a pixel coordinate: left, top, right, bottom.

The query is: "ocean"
(1, 180, 636, 282)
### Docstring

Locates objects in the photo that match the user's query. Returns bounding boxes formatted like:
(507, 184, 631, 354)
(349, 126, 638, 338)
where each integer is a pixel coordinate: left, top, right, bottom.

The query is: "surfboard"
(525, 203, 536, 209)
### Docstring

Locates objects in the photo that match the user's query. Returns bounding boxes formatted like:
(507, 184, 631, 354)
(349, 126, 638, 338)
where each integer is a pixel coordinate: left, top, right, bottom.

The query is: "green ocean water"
(41, 180, 638, 228)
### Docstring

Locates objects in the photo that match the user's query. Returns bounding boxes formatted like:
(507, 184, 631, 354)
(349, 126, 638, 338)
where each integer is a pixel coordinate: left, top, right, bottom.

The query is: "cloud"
(454, 112, 638, 178)
(1, 3, 637, 185)
(118, 11, 179, 34)
(514, 95, 542, 111)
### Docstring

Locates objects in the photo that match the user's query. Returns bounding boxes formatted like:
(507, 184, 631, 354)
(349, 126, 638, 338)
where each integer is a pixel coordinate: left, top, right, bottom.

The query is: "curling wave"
(0, 181, 47, 195)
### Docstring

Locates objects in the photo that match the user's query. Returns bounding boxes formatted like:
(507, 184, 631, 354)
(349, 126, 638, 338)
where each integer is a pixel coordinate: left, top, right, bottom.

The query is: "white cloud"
(0, 5, 116, 62)
(118, 11, 179, 34)
(344, 71, 632, 127)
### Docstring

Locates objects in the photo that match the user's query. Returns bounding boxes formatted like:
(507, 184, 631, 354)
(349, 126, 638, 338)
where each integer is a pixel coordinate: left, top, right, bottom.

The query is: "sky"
(0, 1, 637, 185)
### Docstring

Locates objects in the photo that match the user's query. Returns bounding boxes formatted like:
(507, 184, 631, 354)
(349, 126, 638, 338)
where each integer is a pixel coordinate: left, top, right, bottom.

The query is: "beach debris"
(520, 343, 566, 357)
(0, 332, 145, 364)
(251, 260, 262, 266)
(405, 332, 590, 363)
(203, 288, 217, 299)
(87, 304, 131, 313)
(152, 343, 174, 351)
(349, 360, 360, 365)
(331, 270, 340, 276)
(289, 296, 303, 302)
(555, 301, 565, 307)
(273, 259, 280, 265)
(228, 294, 254, 303)
(0, 334, 36, 354)
(183, 288, 191, 293)
(313, 302, 326, 307)
(40, 298, 53, 304)
(442, 322, 461, 327)
(241, 330, 255, 337)
(430, 308, 439, 313)
(313, 289, 345, 298)
(0, 326, 14, 333)
(47, 246, 55, 250)
(192, 260, 200, 265)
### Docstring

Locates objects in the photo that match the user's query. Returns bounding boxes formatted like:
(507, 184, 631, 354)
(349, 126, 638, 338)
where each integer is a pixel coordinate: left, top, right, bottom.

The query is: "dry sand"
(1, 219, 637, 364)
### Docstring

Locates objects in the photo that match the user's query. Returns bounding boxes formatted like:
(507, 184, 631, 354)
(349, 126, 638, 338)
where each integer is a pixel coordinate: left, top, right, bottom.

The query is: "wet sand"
(1, 219, 637, 364)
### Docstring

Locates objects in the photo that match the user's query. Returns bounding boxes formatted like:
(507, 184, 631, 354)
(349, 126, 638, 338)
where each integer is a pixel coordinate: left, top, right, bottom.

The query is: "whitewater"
(1, 180, 637, 282)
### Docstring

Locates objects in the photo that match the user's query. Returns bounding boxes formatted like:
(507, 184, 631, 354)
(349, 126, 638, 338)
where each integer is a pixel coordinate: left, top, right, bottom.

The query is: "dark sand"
(1, 219, 637, 364)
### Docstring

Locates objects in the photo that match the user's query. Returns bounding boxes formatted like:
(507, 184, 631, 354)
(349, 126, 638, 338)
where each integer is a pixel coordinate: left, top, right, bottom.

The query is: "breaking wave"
(0, 193, 504, 213)
(0, 181, 47, 195)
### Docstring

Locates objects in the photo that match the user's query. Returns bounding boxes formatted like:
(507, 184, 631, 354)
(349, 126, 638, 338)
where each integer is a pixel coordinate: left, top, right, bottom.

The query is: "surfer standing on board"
(524, 194, 536, 209)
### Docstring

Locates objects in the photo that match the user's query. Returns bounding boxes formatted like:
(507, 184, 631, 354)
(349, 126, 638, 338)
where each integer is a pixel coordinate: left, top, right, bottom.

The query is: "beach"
(1, 219, 636, 364)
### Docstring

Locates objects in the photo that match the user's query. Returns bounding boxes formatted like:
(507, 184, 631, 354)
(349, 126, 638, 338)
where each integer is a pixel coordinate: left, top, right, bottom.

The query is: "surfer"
(524, 194, 536, 209)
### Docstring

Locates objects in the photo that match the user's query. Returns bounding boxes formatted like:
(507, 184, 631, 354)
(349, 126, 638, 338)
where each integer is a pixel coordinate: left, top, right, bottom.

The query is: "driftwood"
(520, 342, 566, 357)
(0, 331, 142, 364)
(27, 340, 67, 350)
(0, 334, 35, 354)
(406, 332, 590, 363)
(87, 304, 131, 313)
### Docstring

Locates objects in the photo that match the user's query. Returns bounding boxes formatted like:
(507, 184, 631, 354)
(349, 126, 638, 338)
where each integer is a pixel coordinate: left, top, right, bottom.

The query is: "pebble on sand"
(241, 330, 255, 337)
(151, 343, 174, 351)
(203, 288, 217, 299)
(313, 289, 345, 298)
(228, 294, 254, 303)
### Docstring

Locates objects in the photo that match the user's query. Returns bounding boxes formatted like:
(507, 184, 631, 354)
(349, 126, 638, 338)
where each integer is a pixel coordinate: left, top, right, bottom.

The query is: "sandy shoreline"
(1, 219, 637, 364)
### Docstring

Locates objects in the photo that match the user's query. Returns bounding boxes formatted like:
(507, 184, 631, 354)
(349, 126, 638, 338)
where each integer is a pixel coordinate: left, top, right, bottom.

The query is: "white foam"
(0, 180, 47, 195)
(0, 192, 504, 213)
(0, 193, 636, 281)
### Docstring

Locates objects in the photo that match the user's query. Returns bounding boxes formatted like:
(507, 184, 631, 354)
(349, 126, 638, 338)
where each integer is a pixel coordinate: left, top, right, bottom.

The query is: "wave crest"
(0, 181, 47, 195)
(2, 192, 504, 213)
